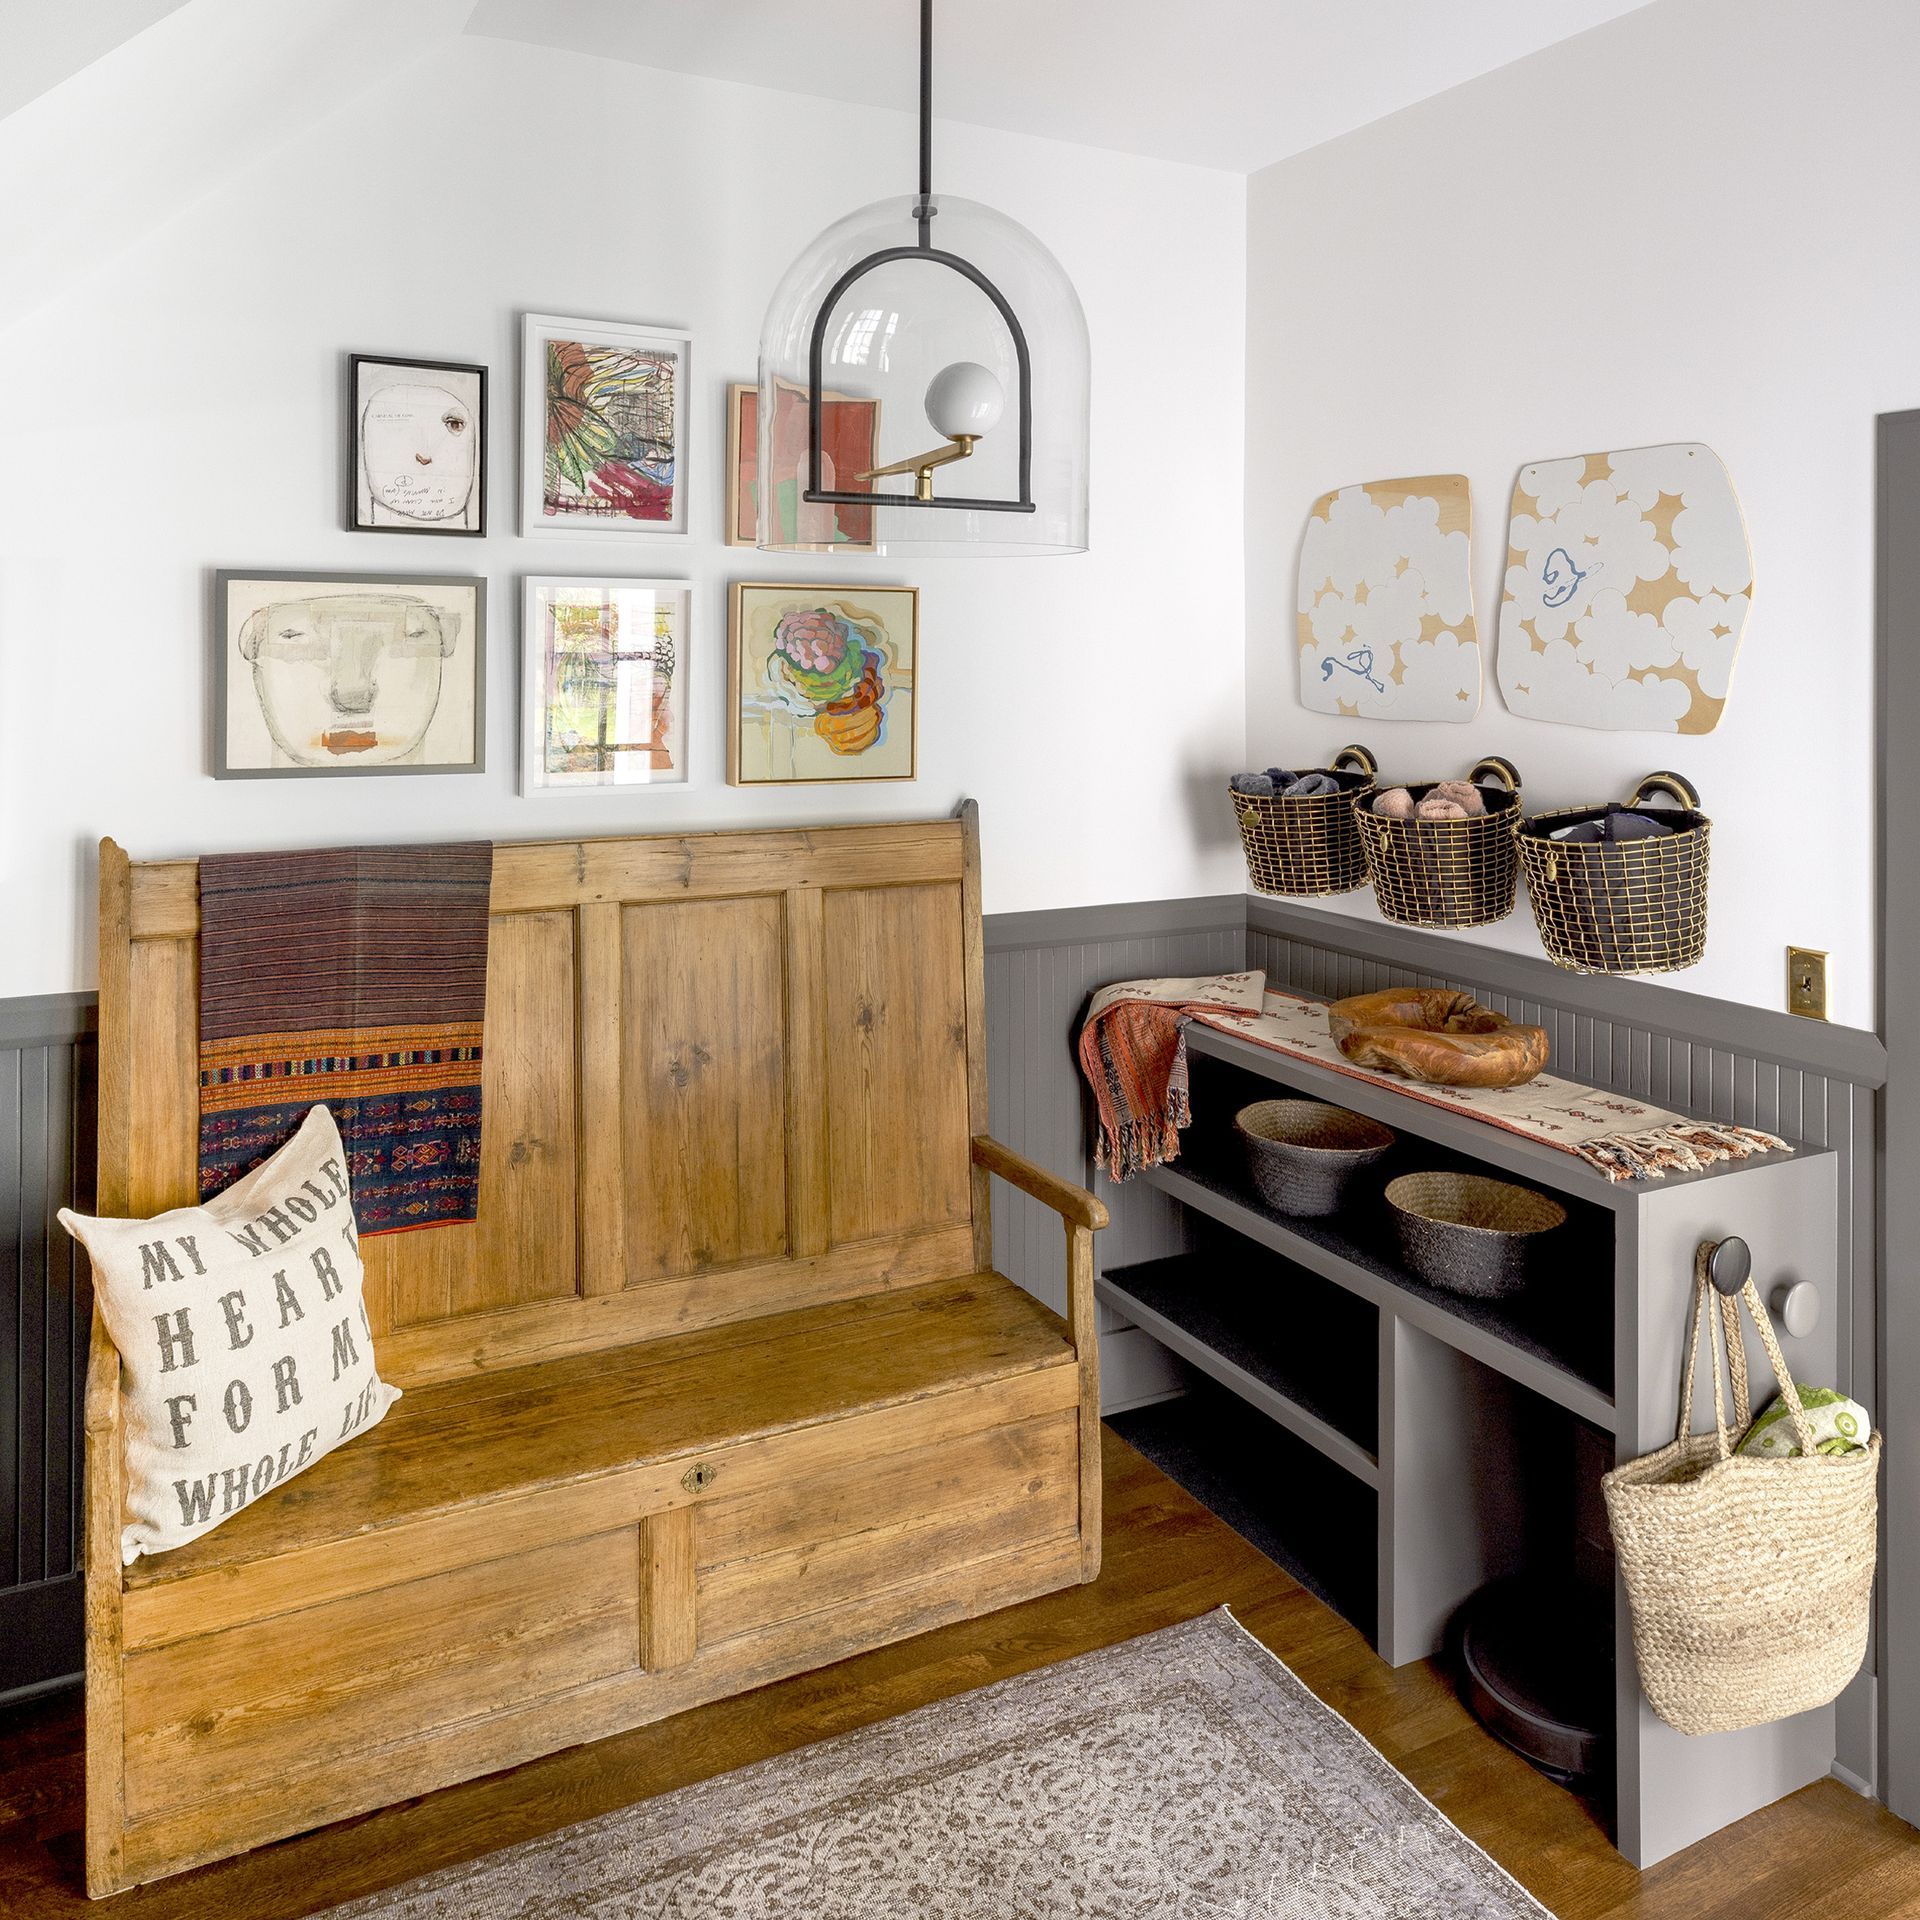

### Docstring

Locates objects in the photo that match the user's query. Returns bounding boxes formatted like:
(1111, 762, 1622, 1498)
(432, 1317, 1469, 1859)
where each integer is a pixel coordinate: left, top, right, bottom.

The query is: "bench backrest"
(97, 808, 990, 1388)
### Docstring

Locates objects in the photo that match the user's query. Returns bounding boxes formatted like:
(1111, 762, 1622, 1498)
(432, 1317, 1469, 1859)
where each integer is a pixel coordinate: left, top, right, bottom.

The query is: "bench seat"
(125, 1272, 1075, 1597)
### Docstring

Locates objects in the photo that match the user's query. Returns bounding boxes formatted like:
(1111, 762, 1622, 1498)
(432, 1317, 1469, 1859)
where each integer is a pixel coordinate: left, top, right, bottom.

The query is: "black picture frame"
(347, 353, 488, 536)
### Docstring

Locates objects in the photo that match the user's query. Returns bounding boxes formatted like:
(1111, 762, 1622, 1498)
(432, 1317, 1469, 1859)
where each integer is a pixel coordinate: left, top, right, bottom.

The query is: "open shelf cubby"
(1094, 997, 1841, 1869)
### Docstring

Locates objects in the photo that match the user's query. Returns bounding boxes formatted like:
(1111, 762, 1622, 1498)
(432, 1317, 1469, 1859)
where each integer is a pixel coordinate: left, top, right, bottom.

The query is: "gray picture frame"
(211, 568, 487, 780)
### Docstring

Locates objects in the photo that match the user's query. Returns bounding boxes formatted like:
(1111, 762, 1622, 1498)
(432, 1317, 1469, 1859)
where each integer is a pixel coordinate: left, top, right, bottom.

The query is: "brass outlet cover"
(1788, 947, 1829, 1020)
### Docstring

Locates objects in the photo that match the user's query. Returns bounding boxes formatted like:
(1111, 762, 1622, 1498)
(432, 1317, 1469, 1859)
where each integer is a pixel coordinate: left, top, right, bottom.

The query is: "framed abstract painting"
(212, 569, 484, 779)
(348, 354, 486, 535)
(520, 576, 690, 795)
(522, 314, 690, 537)
(725, 380, 879, 550)
(728, 582, 918, 786)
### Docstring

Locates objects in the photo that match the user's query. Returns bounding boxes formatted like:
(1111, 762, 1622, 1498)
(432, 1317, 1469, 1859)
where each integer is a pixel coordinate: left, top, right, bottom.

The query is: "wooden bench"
(83, 804, 1106, 1896)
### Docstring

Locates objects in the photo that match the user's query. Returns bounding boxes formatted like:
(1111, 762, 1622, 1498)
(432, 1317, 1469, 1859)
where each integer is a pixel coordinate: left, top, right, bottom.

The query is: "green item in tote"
(1739, 1386, 1872, 1458)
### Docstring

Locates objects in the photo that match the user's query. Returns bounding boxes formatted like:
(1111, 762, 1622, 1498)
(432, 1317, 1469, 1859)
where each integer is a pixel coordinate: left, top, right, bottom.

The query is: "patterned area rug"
(323, 1610, 1548, 1918)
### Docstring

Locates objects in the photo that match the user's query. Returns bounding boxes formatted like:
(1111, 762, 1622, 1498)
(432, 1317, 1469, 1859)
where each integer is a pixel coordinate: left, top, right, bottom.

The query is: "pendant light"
(755, 0, 1090, 557)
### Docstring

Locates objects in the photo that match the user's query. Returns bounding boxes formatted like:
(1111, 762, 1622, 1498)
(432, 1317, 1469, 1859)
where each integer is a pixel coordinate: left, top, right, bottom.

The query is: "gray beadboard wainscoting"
(1, 899, 1891, 1799)
(0, 992, 95, 1704)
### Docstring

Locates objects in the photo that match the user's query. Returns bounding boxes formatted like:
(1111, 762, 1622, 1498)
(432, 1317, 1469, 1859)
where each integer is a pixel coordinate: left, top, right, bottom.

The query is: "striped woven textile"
(197, 843, 493, 1236)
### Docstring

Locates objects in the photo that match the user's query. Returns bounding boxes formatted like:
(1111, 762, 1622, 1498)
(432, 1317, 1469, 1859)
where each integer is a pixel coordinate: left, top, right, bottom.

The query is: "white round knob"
(1770, 1280, 1821, 1340)
(925, 361, 1005, 439)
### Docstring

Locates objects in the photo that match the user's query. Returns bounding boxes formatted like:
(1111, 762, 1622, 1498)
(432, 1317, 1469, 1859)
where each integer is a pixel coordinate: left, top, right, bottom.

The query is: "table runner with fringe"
(1078, 970, 1787, 1184)
(197, 843, 493, 1235)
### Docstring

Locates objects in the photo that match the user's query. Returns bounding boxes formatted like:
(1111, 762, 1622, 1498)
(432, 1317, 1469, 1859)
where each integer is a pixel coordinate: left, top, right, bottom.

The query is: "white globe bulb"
(925, 361, 1005, 439)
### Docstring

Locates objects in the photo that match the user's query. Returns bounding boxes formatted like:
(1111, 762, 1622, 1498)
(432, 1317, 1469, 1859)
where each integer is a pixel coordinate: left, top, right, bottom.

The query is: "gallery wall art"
(348, 355, 486, 535)
(1296, 474, 1480, 722)
(213, 570, 484, 778)
(521, 576, 689, 795)
(522, 314, 690, 537)
(725, 380, 879, 550)
(1495, 442, 1752, 734)
(729, 583, 918, 786)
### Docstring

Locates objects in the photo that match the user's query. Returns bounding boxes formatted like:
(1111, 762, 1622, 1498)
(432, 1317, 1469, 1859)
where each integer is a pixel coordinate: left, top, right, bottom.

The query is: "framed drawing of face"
(348, 355, 486, 535)
(522, 314, 691, 537)
(520, 576, 690, 795)
(213, 570, 485, 778)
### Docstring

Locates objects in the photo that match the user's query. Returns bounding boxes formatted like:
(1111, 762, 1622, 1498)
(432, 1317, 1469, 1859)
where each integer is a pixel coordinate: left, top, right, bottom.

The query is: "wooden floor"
(3, 1428, 1916, 1918)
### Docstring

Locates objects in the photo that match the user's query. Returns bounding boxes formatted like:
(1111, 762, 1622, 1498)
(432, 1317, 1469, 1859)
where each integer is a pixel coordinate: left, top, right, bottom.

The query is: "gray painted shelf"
(1104, 1022, 1843, 1870)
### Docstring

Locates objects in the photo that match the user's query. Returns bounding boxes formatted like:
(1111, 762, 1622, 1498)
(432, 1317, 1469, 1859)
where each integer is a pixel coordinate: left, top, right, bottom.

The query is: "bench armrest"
(84, 1302, 121, 1442)
(969, 1135, 1109, 1231)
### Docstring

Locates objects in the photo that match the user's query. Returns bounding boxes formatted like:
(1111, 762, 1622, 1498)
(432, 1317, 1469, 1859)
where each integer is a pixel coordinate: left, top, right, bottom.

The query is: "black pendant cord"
(799, 0, 1036, 519)
(915, 0, 934, 247)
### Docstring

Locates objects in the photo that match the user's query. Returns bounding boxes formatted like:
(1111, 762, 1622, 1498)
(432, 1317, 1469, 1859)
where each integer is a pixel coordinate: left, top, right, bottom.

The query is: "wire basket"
(1232, 745, 1377, 896)
(1356, 757, 1523, 929)
(1520, 772, 1710, 975)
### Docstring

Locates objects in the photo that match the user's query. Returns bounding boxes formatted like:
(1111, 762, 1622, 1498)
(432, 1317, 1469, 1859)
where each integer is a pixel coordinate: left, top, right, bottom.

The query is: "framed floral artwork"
(348, 354, 486, 535)
(725, 380, 879, 550)
(521, 314, 691, 537)
(728, 582, 918, 786)
(520, 576, 689, 795)
(213, 569, 484, 779)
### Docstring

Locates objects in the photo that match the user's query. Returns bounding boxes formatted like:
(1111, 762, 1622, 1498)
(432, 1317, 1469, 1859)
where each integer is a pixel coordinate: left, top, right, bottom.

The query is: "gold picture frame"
(728, 581, 919, 786)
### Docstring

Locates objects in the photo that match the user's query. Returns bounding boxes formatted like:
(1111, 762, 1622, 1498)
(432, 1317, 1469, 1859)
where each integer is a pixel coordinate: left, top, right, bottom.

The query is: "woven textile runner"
(198, 843, 493, 1236)
(1080, 970, 1787, 1184)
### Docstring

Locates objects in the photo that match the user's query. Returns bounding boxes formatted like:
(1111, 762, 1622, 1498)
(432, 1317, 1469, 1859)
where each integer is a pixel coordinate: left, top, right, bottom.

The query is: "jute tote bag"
(1603, 1245, 1880, 1736)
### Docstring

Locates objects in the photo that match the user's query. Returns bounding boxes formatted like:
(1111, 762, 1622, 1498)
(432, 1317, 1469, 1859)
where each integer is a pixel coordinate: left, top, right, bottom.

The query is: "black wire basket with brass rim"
(1519, 771, 1710, 975)
(1231, 744, 1378, 897)
(1356, 756, 1523, 929)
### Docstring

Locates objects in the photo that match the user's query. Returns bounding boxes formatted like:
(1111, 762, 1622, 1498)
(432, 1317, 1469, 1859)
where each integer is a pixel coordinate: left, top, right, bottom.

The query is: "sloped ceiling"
(461, 0, 1660, 174)
(0, 0, 479, 333)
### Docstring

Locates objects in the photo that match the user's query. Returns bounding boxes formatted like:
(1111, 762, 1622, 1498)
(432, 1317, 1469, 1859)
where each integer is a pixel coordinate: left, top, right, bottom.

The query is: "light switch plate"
(1787, 947, 1829, 1020)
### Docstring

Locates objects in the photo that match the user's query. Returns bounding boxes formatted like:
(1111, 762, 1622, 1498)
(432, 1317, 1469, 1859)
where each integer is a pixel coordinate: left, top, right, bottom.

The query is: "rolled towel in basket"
(1282, 771, 1341, 797)
(1416, 794, 1468, 820)
(1229, 772, 1276, 795)
(1430, 779, 1487, 815)
(1551, 806, 1676, 844)
(1374, 787, 1416, 818)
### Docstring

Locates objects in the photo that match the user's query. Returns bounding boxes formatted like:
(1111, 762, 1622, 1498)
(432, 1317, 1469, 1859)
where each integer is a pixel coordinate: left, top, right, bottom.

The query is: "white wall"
(1246, 0, 1917, 1028)
(0, 29, 1247, 998)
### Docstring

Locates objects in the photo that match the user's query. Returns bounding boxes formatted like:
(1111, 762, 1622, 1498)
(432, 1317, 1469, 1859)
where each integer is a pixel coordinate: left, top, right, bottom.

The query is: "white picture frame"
(520, 575, 691, 796)
(520, 313, 692, 538)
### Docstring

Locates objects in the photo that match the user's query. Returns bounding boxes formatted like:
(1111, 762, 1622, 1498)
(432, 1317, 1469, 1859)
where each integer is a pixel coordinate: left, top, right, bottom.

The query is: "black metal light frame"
(801, 0, 1036, 518)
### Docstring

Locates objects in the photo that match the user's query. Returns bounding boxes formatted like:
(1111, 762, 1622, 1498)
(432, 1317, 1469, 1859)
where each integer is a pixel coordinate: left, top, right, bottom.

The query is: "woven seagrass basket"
(1234, 1098, 1394, 1218)
(1232, 745, 1377, 897)
(1384, 1169, 1565, 1298)
(1357, 757, 1523, 929)
(1604, 1245, 1880, 1736)
(1520, 771, 1710, 976)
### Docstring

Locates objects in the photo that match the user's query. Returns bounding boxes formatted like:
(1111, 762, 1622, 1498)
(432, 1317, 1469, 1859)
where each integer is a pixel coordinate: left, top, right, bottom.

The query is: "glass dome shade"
(757, 193, 1089, 557)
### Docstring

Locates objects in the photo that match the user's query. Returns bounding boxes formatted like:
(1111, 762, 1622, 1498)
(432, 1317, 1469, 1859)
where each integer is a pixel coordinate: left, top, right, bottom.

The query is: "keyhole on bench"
(681, 1461, 717, 1494)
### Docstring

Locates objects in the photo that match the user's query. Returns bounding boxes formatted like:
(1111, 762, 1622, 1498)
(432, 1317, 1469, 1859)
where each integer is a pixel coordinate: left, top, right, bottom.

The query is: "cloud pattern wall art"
(1297, 474, 1481, 723)
(1496, 442, 1751, 734)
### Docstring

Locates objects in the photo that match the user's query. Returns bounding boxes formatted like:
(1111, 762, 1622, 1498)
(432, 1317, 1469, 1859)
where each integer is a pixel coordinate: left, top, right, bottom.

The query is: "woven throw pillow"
(60, 1104, 400, 1564)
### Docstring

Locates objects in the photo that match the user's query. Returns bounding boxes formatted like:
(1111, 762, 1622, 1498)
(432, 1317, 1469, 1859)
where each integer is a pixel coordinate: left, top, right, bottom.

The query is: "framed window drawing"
(522, 314, 691, 538)
(348, 354, 487, 535)
(521, 576, 690, 795)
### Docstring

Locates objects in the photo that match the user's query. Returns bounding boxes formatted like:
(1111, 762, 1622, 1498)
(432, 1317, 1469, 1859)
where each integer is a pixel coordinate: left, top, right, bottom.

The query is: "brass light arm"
(857, 433, 978, 503)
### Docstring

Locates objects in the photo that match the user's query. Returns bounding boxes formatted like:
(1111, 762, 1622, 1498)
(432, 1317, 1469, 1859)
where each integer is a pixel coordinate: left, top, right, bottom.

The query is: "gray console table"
(1097, 1017, 1841, 1868)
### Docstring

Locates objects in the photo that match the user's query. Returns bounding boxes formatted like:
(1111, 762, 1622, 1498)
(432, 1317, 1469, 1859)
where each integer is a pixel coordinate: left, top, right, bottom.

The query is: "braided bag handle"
(1677, 1242, 1815, 1458)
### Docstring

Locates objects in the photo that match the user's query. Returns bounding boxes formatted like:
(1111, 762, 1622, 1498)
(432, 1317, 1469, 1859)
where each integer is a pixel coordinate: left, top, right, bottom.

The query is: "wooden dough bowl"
(1327, 987, 1549, 1091)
